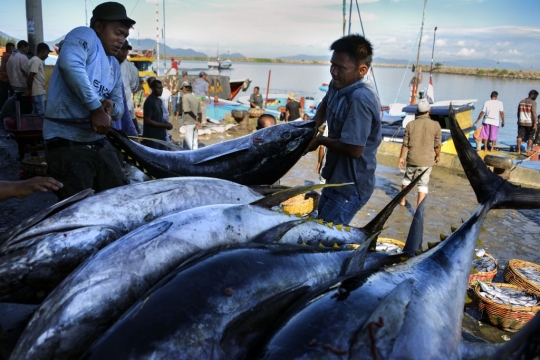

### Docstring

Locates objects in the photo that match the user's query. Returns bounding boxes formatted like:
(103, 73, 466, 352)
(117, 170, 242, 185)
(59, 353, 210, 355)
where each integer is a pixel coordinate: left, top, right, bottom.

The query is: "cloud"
(435, 39, 447, 46)
(496, 41, 511, 48)
(457, 40, 466, 46)
(457, 48, 476, 56)
(382, 37, 397, 43)
(508, 49, 522, 55)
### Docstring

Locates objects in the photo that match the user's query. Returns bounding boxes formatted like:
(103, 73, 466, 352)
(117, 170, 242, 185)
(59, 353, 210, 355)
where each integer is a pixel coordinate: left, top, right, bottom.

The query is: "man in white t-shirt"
(26, 43, 52, 115)
(474, 91, 505, 152)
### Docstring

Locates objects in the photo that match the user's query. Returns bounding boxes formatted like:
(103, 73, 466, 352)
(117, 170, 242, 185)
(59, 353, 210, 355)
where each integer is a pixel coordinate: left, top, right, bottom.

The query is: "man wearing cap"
(115, 39, 140, 134)
(180, 80, 201, 150)
(42, 1, 135, 201)
(193, 71, 209, 126)
(285, 92, 302, 122)
(398, 99, 441, 207)
(25, 43, 52, 115)
(6, 40, 31, 113)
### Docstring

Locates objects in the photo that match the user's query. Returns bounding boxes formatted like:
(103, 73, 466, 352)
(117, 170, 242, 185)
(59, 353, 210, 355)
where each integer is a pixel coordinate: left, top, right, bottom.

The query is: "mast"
(155, 0, 160, 76)
(427, 26, 437, 103)
(342, 0, 346, 36)
(410, 0, 428, 105)
(163, 0, 166, 65)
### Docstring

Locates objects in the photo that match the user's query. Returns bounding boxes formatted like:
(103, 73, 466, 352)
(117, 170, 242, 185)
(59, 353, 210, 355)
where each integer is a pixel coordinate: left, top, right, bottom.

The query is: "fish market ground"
(0, 124, 538, 345)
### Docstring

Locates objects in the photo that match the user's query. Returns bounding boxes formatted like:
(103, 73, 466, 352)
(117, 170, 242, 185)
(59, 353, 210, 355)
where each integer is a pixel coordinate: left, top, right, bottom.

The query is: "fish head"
(247, 121, 316, 184)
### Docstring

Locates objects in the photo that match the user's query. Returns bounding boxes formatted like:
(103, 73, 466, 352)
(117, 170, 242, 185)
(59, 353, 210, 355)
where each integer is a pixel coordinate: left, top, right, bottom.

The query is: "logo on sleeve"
(93, 80, 110, 96)
(79, 39, 89, 52)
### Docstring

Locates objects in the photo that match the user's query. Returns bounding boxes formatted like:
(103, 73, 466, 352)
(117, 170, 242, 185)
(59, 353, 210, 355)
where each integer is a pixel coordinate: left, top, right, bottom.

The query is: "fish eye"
(283, 133, 291, 140)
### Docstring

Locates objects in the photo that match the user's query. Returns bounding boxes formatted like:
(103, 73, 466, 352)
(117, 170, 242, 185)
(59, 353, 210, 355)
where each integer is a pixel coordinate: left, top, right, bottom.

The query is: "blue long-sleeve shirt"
(43, 26, 124, 142)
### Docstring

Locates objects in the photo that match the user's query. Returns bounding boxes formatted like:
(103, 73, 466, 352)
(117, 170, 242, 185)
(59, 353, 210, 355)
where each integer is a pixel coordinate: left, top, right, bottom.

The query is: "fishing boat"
(237, 93, 317, 119)
(208, 58, 232, 70)
(128, 49, 157, 79)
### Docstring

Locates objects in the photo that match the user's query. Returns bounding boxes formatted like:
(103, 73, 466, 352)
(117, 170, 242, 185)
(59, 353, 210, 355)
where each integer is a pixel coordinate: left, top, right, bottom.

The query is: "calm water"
(158, 59, 539, 144)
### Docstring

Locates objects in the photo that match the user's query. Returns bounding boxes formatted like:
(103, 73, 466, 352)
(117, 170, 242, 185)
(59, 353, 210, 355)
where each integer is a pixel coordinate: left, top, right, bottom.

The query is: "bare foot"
(400, 201, 406, 206)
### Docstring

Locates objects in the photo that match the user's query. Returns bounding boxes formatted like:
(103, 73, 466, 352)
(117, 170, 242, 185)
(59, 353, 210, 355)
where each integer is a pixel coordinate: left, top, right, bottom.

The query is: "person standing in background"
(115, 39, 140, 134)
(285, 92, 302, 122)
(474, 91, 504, 152)
(180, 80, 201, 150)
(193, 71, 209, 126)
(26, 43, 52, 115)
(398, 100, 441, 207)
(250, 86, 263, 108)
(143, 79, 172, 150)
(0, 42, 14, 109)
(517, 90, 538, 155)
(6, 40, 31, 113)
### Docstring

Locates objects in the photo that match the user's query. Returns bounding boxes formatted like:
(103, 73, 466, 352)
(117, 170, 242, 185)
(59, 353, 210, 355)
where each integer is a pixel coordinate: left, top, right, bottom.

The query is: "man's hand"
(102, 99, 114, 115)
(0, 177, 64, 200)
(196, 122, 202, 130)
(90, 106, 112, 134)
(303, 137, 320, 155)
(398, 157, 405, 169)
(165, 122, 173, 131)
(434, 154, 441, 164)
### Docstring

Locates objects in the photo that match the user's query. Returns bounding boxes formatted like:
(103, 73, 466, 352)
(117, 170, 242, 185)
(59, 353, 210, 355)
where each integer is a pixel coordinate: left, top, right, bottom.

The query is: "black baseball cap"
(37, 43, 53, 53)
(121, 40, 132, 50)
(92, 2, 136, 25)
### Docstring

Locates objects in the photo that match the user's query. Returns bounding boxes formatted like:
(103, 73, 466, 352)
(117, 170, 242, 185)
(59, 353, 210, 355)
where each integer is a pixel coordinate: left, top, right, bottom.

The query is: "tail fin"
(449, 105, 540, 209)
(363, 168, 427, 235)
(402, 195, 426, 256)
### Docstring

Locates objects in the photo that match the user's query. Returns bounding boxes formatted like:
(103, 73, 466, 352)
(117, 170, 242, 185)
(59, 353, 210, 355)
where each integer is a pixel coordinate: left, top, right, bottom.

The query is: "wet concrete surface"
(1, 120, 539, 348)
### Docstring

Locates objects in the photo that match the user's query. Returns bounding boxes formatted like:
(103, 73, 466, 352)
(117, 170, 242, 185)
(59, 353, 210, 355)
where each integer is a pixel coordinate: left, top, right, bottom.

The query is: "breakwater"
(171, 56, 540, 80)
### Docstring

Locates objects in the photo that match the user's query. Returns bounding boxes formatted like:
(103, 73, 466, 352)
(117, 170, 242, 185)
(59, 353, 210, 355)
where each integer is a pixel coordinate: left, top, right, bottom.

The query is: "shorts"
(480, 124, 498, 141)
(517, 126, 535, 141)
(402, 166, 432, 194)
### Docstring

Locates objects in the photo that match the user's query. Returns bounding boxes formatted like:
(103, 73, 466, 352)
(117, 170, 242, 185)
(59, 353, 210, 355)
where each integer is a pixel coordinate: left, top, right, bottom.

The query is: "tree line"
(0, 35, 18, 47)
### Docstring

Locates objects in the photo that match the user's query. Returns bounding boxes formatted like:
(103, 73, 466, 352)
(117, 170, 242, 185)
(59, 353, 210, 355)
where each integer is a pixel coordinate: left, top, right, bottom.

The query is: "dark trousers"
(0, 80, 10, 110)
(45, 140, 128, 201)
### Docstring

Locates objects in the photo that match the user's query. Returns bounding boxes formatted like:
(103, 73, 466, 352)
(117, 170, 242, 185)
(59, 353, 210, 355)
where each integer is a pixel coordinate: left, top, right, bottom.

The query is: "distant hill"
(278, 54, 331, 61)
(372, 57, 523, 70)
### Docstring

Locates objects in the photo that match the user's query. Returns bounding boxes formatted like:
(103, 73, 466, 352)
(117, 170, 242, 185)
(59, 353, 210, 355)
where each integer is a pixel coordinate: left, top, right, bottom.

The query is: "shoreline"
(168, 56, 540, 81)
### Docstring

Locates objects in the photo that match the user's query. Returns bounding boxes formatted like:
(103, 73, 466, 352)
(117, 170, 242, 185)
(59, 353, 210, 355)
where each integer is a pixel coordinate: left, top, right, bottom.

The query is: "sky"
(2, 0, 540, 69)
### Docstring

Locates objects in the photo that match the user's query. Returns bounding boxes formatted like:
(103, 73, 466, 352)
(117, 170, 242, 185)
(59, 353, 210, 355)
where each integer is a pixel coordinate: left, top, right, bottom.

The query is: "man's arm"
(304, 136, 364, 159)
(398, 145, 407, 169)
(316, 145, 325, 174)
(532, 103, 538, 129)
(26, 72, 36, 95)
(500, 111, 505, 127)
(474, 111, 485, 125)
(129, 63, 139, 93)
(0, 178, 63, 201)
(434, 147, 441, 164)
(312, 96, 328, 130)
(285, 109, 290, 122)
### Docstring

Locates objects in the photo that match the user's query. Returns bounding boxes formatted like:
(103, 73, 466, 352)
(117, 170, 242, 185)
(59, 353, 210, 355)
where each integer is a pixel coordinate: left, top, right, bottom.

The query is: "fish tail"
(449, 105, 540, 210)
(362, 168, 428, 235)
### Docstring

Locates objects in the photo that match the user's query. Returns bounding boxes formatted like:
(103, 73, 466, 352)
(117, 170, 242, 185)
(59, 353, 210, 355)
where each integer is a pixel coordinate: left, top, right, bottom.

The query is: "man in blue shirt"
(42, 2, 135, 200)
(305, 34, 382, 225)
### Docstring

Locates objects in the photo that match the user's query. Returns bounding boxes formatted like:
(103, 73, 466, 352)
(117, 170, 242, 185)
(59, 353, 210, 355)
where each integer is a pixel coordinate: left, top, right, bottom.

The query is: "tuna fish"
(83, 242, 371, 359)
(0, 177, 262, 303)
(10, 178, 424, 360)
(106, 121, 316, 185)
(258, 106, 540, 360)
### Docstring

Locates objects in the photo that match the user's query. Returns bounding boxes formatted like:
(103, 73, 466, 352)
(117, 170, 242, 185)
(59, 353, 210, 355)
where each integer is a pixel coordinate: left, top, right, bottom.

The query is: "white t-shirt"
(481, 99, 504, 126)
(160, 88, 172, 121)
(28, 56, 46, 96)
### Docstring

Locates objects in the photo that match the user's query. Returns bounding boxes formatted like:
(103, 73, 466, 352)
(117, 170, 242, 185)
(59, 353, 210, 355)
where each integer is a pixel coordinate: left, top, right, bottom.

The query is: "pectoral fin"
(192, 144, 251, 165)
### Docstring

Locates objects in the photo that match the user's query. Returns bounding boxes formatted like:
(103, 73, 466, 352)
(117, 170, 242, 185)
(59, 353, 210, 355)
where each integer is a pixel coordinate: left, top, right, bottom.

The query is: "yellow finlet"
(326, 222, 334, 229)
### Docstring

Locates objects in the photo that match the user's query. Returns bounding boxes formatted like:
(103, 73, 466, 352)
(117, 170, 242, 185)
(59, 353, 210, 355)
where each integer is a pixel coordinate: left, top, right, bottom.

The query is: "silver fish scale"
(375, 242, 403, 254)
(517, 266, 540, 286)
(472, 256, 496, 273)
(478, 282, 538, 307)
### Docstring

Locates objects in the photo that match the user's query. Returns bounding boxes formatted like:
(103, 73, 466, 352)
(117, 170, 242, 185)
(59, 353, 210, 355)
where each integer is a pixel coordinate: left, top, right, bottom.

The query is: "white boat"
(208, 58, 232, 70)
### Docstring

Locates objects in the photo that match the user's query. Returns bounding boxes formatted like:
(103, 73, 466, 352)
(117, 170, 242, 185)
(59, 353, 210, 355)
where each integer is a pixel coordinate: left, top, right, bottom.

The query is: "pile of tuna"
(1, 110, 540, 359)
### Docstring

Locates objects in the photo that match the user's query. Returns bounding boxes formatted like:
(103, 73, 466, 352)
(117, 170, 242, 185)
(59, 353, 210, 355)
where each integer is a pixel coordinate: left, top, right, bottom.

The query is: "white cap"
(417, 99, 430, 113)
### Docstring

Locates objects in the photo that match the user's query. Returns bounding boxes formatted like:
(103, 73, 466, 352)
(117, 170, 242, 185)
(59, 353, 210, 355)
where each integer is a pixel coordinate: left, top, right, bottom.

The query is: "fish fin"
(349, 279, 415, 359)
(460, 341, 503, 360)
(449, 105, 540, 210)
(402, 195, 426, 256)
(451, 226, 457, 233)
(191, 144, 251, 165)
(340, 231, 381, 276)
(250, 183, 352, 209)
(250, 219, 308, 244)
(0, 188, 95, 247)
(362, 168, 428, 235)
(220, 285, 311, 358)
(440, 233, 448, 241)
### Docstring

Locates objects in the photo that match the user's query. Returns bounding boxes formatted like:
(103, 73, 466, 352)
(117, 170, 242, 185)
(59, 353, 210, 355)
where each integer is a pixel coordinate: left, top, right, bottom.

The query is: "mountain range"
(0, 31, 524, 70)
